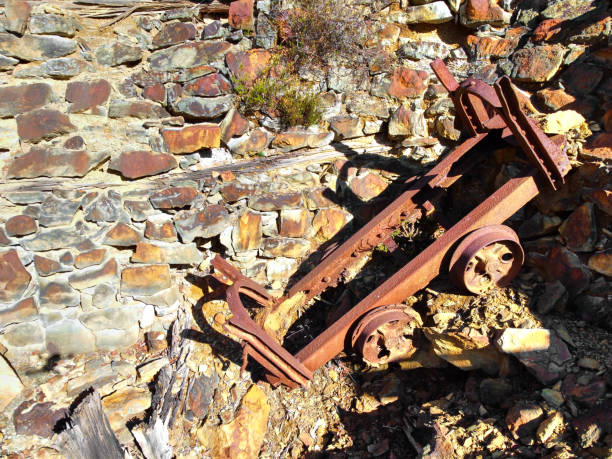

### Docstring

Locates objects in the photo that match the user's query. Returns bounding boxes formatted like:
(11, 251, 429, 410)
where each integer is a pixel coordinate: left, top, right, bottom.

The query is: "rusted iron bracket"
(208, 60, 571, 388)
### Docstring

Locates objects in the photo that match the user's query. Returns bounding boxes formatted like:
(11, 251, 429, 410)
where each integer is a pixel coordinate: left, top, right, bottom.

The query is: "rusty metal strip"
(294, 170, 550, 372)
(494, 76, 569, 190)
(275, 132, 489, 313)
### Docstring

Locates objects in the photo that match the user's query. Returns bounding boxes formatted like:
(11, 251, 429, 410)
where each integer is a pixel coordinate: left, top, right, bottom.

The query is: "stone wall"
(1, 0, 610, 373)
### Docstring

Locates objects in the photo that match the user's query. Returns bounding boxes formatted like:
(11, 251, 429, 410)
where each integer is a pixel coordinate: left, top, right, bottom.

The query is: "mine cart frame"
(208, 59, 572, 388)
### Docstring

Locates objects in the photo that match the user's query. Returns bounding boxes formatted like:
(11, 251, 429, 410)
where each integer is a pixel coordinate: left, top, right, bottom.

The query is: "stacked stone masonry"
(0, 0, 610, 456)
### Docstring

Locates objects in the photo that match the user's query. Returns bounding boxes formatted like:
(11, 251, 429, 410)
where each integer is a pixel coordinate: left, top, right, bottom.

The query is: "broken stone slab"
(271, 129, 334, 152)
(131, 241, 203, 265)
(389, 106, 427, 137)
(423, 328, 506, 375)
(28, 13, 77, 37)
(496, 328, 572, 384)
(5, 214, 38, 236)
(174, 205, 230, 242)
(345, 91, 390, 119)
(0, 249, 32, 304)
(13, 400, 69, 438)
(7, 147, 109, 179)
(3, 0, 31, 34)
(171, 95, 233, 120)
(150, 21, 197, 50)
(388, 1, 453, 24)
(459, 0, 511, 28)
(16, 108, 76, 143)
(69, 259, 118, 290)
(260, 237, 310, 258)
(121, 264, 171, 296)
(226, 48, 271, 84)
(183, 72, 232, 97)
(232, 210, 262, 252)
(95, 41, 142, 66)
(74, 248, 107, 269)
(149, 186, 198, 209)
(103, 222, 142, 247)
(108, 150, 177, 179)
(136, 357, 169, 383)
(0, 297, 38, 328)
(108, 99, 170, 119)
(20, 227, 88, 251)
(0, 82, 54, 118)
(85, 191, 122, 223)
(511, 45, 565, 83)
(38, 276, 81, 309)
(66, 79, 112, 113)
(558, 202, 597, 252)
(148, 40, 231, 72)
(44, 316, 96, 354)
(161, 123, 221, 153)
(0, 354, 23, 410)
(38, 195, 81, 227)
(208, 384, 270, 459)
(0, 33, 77, 61)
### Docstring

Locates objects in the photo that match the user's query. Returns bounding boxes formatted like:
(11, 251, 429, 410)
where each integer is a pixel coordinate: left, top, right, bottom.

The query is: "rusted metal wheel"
(449, 224, 524, 295)
(351, 305, 422, 366)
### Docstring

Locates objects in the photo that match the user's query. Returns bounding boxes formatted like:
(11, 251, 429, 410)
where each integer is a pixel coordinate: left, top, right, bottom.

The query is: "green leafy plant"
(232, 64, 321, 128)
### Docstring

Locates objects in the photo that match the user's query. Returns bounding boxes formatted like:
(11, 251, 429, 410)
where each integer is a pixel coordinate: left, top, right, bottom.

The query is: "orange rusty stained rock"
(536, 88, 577, 111)
(229, 128, 270, 155)
(5, 215, 37, 236)
(312, 208, 351, 240)
(581, 133, 612, 161)
(466, 34, 519, 59)
(233, 210, 262, 251)
(531, 19, 563, 42)
(561, 65, 604, 96)
(34, 255, 62, 277)
(143, 83, 166, 103)
(388, 68, 428, 99)
(220, 109, 249, 142)
(74, 248, 107, 269)
(350, 173, 389, 202)
(183, 73, 232, 97)
(16, 108, 76, 142)
(305, 188, 338, 210)
(149, 187, 198, 209)
(541, 247, 591, 297)
(588, 251, 612, 277)
(121, 264, 171, 296)
(261, 237, 310, 258)
(462, 0, 510, 27)
(145, 220, 177, 242)
(0, 83, 53, 117)
(6, 146, 109, 179)
(108, 150, 177, 179)
(559, 203, 597, 252)
(161, 124, 221, 154)
(209, 384, 269, 459)
(279, 208, 310, 238)
(511, 45, 565, 82)
(65, 79, 111, 113)
(586, 189, 612, 216)
(219, 182, 257, 202)
(228, 0, 255, 30)
(131, 242, 165, 264)
(0, 250, 32, 303)
(329, 116, 364, 140)
(271, 130, 334, 152)
(0, 297, 37, 327)
(104, 222, 141, 246)
(0, 228, 10, 246)
(226, 49, 271, 86)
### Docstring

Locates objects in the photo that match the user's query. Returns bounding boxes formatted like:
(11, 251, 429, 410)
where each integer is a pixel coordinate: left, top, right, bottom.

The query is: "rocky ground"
(0, 0, 610, 457)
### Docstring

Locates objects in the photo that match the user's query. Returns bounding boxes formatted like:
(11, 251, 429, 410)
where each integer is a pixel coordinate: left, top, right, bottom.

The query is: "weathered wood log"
(0, 138, 392, 193)
(56, 390, 127, 459)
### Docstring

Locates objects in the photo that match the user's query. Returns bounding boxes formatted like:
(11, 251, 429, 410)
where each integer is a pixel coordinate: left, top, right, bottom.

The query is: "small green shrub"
(232, 66, 321, 128)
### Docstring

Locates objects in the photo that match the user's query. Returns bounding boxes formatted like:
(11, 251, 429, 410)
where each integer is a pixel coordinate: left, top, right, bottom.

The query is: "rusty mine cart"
(208, 59, 572, 388)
